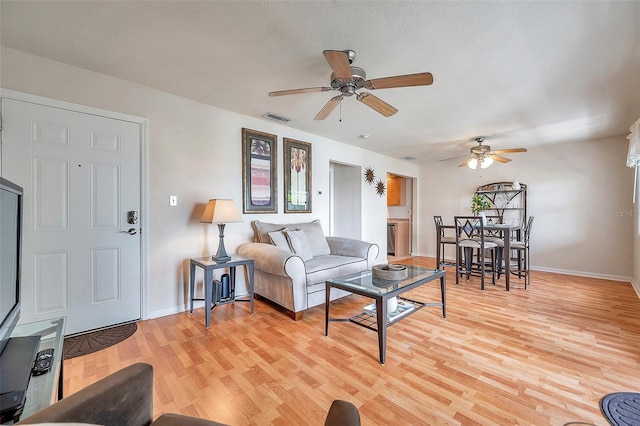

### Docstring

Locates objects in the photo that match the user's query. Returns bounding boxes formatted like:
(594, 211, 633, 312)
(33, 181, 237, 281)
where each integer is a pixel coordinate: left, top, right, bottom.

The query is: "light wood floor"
(62, 257, 640, 425)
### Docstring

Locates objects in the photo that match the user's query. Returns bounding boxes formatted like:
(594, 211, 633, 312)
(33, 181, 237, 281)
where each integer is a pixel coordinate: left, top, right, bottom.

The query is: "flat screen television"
(0, 177, 42, 422)
(0, 177, 22, 355)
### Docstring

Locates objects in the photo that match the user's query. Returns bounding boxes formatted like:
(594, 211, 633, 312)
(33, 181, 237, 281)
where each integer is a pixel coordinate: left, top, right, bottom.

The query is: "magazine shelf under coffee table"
(349, 296, 426, 331)
(325, 266, 446, 365)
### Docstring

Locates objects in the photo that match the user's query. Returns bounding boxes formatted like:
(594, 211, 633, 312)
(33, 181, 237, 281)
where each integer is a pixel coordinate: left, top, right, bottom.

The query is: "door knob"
(120, 228, 137, 235)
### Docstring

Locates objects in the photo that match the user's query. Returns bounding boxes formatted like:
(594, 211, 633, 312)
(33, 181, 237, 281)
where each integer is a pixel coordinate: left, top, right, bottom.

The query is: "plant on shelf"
(471, 193, 492, 215)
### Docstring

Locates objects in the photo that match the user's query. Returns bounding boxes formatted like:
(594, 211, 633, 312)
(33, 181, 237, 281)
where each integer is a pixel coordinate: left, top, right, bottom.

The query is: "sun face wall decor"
(375, 178, 386, 197)
(364, 166, 375, 185)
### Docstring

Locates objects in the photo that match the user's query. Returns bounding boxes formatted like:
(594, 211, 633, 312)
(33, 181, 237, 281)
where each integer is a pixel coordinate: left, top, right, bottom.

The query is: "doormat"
(63, 322, 137, 359)
(601, 392, 640, 425)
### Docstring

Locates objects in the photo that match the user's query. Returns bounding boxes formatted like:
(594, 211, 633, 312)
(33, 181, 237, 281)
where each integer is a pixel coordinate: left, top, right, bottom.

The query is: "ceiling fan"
(457, 137, 527, 169)
(268, 49, 433, 120)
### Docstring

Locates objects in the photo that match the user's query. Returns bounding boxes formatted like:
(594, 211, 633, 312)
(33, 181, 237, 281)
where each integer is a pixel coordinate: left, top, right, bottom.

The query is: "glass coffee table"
(325, 265, 446, 365)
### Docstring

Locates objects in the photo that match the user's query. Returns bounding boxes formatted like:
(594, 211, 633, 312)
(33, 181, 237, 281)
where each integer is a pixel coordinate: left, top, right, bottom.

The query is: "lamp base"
(213, 223, 231, 263)
(211, 254, 231, 263)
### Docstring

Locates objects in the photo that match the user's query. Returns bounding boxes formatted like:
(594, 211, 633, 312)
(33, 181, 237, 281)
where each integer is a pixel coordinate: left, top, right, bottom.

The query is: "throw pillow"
(268, 229, 292, 252)
(285, 229, 314, 261)
(297, 219, 331, 256)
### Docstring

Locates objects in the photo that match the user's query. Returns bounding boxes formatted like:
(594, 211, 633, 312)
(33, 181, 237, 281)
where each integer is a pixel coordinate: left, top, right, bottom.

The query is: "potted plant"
(471, 193, 492, 224)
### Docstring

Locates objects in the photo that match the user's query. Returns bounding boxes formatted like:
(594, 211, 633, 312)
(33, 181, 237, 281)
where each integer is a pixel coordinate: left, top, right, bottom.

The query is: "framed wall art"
(242, 128, 277, 213)
(283, 138, 312, 213)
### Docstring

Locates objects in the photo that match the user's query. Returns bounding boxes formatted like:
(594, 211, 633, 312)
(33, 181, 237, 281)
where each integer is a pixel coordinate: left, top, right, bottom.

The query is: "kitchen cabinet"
(387, 175, 404, 206)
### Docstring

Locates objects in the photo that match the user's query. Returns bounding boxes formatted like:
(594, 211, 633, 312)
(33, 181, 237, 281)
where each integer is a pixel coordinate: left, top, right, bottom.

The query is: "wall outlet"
(169, 195, 177, 206)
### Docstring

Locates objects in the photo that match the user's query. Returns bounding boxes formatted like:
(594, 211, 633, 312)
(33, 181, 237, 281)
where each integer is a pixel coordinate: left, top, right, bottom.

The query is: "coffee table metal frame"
(325, 266, 446, 365)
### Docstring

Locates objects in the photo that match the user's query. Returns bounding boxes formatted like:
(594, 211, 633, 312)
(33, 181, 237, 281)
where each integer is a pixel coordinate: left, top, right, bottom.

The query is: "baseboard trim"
(149, 304, 189, 320)
(631, 279, 640, 299)
(531, 266, 631, 283)
(415, 253, 632, 283)
(148, 292, 250, 320)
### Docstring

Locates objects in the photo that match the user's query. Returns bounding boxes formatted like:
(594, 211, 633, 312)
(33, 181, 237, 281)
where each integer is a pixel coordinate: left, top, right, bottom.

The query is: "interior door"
(1, 98, 142, 335)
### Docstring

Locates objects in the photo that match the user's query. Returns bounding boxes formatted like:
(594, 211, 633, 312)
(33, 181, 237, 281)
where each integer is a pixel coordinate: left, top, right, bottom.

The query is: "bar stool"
(509, 216, 534, 289)
(454, 216, 497, 290)
(434, 215, 456, 268)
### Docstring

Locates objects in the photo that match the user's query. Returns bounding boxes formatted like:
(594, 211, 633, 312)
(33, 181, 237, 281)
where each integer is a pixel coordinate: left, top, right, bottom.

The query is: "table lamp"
(200, 199, 243, 262)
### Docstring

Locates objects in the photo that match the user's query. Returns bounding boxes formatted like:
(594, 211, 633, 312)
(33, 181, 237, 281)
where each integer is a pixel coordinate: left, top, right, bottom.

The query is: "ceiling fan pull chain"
(339, 101, 342, 122)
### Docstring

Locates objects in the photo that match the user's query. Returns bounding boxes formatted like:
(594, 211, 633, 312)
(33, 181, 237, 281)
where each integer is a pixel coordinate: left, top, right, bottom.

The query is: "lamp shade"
(200, 199, 243, 224)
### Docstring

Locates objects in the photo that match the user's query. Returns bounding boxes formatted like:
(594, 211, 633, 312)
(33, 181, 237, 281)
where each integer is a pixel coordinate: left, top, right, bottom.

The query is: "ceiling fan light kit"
(268, 49, 433, 120)
(467, 157, 494, 170)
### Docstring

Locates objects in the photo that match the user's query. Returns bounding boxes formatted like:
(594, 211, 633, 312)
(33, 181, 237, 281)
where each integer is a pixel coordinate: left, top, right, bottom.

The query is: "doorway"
(1, 93, 146, 335)
(387, 173, 415, 261)
(329, 162, 362, 239)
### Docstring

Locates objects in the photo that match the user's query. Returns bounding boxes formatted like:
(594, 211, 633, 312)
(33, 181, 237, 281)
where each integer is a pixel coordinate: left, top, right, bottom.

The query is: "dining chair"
(508, 216, 534, 289)
(483, 215, 510, 279)
(454, 216, 497, 290)
(433, 215, 456, 268)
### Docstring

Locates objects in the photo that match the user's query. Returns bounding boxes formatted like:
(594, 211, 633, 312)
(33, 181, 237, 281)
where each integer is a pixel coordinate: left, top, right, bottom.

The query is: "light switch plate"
(169, 195, 177, 206)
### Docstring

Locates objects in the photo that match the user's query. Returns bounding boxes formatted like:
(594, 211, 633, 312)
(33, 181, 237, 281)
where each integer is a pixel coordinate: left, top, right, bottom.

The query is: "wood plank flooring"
(62, 257, 640, 425)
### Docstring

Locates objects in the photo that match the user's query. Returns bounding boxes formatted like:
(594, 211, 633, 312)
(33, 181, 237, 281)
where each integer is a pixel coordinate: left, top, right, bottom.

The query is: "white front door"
(1, 98, 142, 335)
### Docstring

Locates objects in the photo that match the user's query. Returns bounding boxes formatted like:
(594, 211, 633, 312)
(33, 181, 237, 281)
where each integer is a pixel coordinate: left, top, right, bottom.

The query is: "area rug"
(601, 392, 640, 425)
(63, 322, 137, 359)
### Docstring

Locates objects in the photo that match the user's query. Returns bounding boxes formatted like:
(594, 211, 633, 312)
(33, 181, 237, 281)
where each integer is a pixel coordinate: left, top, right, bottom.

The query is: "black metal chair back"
(454, 216, 485, 244)
(454, 216, 498, 290)
(524, 216, 534, 244)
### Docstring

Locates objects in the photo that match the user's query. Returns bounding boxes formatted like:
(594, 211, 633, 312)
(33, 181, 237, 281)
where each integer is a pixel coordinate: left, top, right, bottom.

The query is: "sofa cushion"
(285, 229, 313, 261)
(253, 221, 282, 244)
(305, 255, 367, 286)
(253, 220, 330, 257)
(267, 229, 292, 252)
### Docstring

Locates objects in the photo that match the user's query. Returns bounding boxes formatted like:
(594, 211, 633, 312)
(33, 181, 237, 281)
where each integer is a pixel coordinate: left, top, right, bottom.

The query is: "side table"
(189, 255, 254, 328)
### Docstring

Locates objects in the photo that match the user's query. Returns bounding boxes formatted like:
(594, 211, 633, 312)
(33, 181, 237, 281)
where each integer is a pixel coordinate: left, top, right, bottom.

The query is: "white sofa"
(236, 220, 379, 320)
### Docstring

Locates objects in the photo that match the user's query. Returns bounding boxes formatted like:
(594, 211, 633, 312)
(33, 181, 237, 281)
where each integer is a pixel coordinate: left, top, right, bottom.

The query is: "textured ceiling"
(1, 1, 639, 164)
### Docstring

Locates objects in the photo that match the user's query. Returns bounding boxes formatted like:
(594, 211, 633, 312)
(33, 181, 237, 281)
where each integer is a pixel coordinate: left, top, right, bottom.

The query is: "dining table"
(436, 220, 522, 291)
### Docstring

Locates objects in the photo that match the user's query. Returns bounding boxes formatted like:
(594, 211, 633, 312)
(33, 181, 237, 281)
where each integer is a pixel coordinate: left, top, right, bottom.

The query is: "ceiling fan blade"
(439, 154, 469, 162)
(458, 158, 473, 167)
(356, 92, 398, 117)
(490, 154, 512, 163)
(365, 72, 434, 90)
(492, 148, 528, 154)
(314, 95, 343, 120)
(323, 50, 352, 80)
(269, 87, 333, 97)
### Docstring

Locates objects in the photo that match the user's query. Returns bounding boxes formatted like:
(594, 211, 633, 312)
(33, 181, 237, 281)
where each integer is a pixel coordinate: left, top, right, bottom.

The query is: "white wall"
(418, 136, 635, 280)
(0, 47, 419, 318)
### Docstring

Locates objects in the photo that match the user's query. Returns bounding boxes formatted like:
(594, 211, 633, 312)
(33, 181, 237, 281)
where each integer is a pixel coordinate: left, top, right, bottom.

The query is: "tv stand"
(0, 318, 65, 425)
(0, 336, 41, 421)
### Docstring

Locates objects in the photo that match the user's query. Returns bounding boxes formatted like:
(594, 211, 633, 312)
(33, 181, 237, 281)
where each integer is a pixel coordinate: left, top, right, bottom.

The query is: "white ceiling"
(2, 1, 639, 164)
